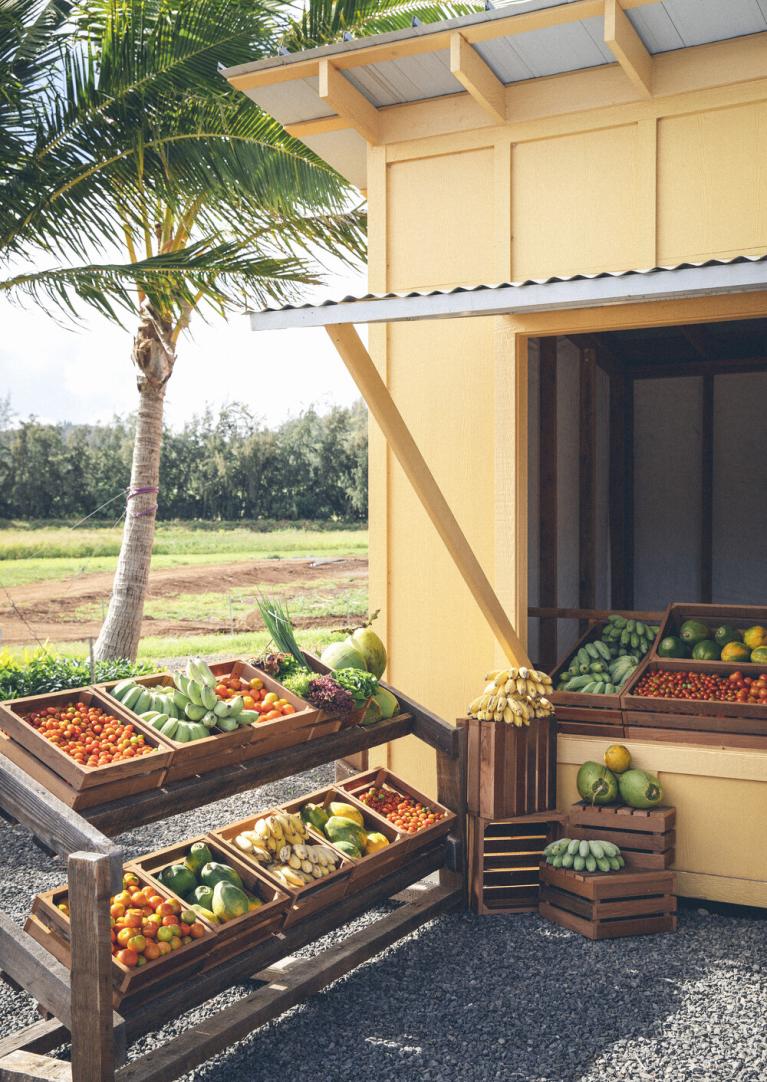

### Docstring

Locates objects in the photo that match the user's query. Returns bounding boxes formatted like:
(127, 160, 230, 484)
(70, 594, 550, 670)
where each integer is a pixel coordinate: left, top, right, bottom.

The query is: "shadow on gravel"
(176, 905, 766, 1082)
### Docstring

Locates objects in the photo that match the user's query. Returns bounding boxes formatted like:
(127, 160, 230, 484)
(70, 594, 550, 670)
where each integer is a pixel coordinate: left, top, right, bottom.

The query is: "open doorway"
(527, 316, 767, 672)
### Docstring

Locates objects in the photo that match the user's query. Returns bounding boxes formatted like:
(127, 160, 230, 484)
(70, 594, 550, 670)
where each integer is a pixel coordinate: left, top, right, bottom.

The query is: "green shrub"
(0, 648, 155, 700)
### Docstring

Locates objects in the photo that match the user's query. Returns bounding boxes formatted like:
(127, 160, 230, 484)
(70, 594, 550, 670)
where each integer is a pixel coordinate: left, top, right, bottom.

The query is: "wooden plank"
(326, 323, 531, 667)
(530, 607, 661, 621)
(0, 914, 71, 1028)
(0, 1021, 68, 1062)
(68, 854, 117, 1082)
(437, 719, 467, 884)
(117, 881, 460, 1082)
(538, 337, 558, 671)
(0, 1051, 71, 1082)
(284, 114, 349, 139)
(0, 759, 123, 888)
(609, 370, 628, 609)
(701, 373, 714, 603)
(579, 348, 598, 631)
(318, 60, 380, 144)
(86, 712, 414, 835)
(604, 0, 654, 98)
(623, 377, 635, 609)
(121, 846, 446, 1040)
(449, 33, 506, 124)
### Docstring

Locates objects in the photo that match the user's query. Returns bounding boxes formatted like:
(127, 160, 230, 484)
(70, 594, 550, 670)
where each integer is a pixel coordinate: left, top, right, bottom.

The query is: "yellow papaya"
(327, 802, 364, 828)
(744, 626, 767, 651)
(364, 832, 390, 854)
(721, 641, 751, 663)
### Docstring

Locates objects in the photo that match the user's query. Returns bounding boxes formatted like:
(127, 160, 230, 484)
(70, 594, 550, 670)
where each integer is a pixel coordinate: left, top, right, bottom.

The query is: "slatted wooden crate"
(337, 767, 456, 855)
(465, 716, 557, 819)
(469, 812, 566, 915)
(539, 865, 677, 940)
(567, 802, 676, 870)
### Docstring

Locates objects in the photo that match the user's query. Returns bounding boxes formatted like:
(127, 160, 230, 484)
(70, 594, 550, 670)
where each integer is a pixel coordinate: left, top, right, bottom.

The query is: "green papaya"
(324, 815, 367, 853)
(199, 862, 243, 891)
(211, 881, 249, 922)
(158, 864, 197, 899)
(192, 884, 215, 910)
(333, 839, 362, 859)
(301, 803, 329, 832)
(185, 842, 213, 876)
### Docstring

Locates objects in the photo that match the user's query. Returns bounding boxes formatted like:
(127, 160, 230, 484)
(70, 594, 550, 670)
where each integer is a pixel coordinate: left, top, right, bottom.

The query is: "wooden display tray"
(281, 785, 405, 892)
(130, 836, 289, 961)
(551, 618, 658, 711)
(469, 812, 566, 916)
(213, 811, 354, 929)
(539, 865, 677, 940)
(0, 687, 171, 792)
(465, 715, 557, 819)
(652, 602, 767, 668)
(567, 802, 676, 871)
(622, 658, 767, 726)
(337, 767, 456, 854)
(26, 870, 217, 1008)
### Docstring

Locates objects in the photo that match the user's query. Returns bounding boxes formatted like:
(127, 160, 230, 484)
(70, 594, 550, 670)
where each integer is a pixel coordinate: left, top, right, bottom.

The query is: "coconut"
(320, 641, 367, 671)
(351, 627, 387, 678)
(576, 761, 619, 805)
(618, 768, 663, 809)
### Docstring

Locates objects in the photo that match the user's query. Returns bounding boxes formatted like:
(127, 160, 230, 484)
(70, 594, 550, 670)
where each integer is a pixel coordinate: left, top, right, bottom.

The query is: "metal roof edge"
(248, 257, 767, 331)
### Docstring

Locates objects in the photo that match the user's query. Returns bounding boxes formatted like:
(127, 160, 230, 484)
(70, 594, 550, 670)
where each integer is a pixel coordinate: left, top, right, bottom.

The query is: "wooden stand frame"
(0, 676, 467, 1082)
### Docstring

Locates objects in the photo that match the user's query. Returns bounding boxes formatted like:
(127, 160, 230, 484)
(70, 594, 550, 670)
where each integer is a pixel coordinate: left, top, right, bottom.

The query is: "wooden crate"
(0, 687, 171, 793)
(281, 785, 407, 893)
(469, 812, 566, 916)
(567, 802, 676, 870)
(26, 869, 217, 1009)
(554, 704, 624, 739)
(539, 865, 677, 940)
(551, 621, 625, 712)
(623, 716, 767, 749)
(213, 810, 354, 929)
(130, 836, 289, 962)
(337, 767, 456, 854)
(465, 715, 557, 819)
(652, 602, 767, 667)
(622, 658, 767, 743)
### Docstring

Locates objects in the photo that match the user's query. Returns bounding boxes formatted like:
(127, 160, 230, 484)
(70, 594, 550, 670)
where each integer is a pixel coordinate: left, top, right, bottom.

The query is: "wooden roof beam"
(449, 32, 506, 124)
(604, 0, 654, 98)
(318, 59, 380, 144)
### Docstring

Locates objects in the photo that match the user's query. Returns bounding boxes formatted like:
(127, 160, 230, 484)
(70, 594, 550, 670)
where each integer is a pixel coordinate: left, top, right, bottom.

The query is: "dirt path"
(1, 557, 367, 645)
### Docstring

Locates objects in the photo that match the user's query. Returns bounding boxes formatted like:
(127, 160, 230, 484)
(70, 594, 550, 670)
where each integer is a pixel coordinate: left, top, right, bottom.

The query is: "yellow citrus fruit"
(743, 626, 767, 651)
(604, 744, 631, 774)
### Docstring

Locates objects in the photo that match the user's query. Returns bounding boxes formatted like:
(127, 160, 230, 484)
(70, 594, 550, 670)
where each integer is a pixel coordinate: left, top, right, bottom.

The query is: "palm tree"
(1, 0, 473, 661)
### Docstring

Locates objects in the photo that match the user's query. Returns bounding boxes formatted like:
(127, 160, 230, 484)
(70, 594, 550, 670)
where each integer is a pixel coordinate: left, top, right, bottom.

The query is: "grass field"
(1, 521, 369, 662)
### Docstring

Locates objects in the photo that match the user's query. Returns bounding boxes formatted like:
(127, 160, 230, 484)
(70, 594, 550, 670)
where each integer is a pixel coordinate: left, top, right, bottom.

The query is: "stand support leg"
(69, 854, 116, 1082)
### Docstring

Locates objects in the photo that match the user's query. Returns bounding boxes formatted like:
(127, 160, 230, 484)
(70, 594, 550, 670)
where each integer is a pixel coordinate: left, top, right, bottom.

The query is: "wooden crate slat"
(465, 717, 557, 819)
(569, 801, 675, 832)
(470, 812, 565, 916)
(539, 863, 677, 940)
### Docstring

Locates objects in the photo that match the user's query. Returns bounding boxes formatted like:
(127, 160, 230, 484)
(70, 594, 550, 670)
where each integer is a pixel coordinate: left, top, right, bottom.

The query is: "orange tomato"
(116, 927, 133, 947)
(242, 696, 255, 710)
(110, 903, 125, 919)
(190, 922, 205, 939)
(116, 949, 138, 968)
(282, 704, 295, 714)
(156, 941, 172, 956)
(123, 914, 142, 929)
(169, 937, 182, 951)
(143, 941, 160, 961)
(156, 902, 175, 917)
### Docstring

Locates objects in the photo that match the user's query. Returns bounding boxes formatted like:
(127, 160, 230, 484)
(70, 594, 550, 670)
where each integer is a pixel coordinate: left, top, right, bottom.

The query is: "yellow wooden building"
(226, 0, 767, 907)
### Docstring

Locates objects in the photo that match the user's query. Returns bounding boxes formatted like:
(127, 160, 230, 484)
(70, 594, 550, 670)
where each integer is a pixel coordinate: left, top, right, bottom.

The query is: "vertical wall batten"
(578, 348, 598, 630)
(538, 337, 558, 670)
(701, 373, 714, 603)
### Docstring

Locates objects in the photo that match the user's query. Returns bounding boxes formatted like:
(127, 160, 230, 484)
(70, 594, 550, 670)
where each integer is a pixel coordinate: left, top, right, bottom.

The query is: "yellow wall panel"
(658, 101, 767, 263)
(387, 148, 495, 290)
(511, 124, 642, 279)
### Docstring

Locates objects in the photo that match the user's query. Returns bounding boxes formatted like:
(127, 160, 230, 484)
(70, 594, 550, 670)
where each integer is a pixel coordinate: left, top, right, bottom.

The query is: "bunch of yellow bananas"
(467, 666, 554, 727)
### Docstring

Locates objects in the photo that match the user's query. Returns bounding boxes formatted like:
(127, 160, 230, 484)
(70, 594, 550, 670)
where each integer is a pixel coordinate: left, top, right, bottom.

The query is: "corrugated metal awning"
(249, 255, 767, 331)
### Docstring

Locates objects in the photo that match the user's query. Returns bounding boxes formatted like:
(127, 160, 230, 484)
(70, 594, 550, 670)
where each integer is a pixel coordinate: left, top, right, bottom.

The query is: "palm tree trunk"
(94, 302, 175, 661)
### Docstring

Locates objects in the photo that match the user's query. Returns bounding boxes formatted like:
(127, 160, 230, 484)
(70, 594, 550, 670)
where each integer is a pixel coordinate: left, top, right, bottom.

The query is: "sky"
(0, 262, 368, 429)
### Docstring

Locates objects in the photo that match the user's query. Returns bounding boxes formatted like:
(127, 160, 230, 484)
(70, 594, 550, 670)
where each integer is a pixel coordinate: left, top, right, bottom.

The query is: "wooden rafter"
(284, 114, 350, 140)
(325, 323, 531, 667)
(318, 59, 380, 144)
(449, 32, 506, 124)
(604, 0, 654, 98)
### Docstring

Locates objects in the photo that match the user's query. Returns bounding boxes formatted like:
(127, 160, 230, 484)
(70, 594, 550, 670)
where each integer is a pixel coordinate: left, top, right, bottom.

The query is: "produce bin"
(567, 802, 676, 870)
(337, 767, 456, 855)
(281, 786, 405, 892)
(26, 870, 217, 1010)
(651, 602, 767, 669)
(208, 659, 322, 759)
(539, 865, 677, 940)
(130, 836, 289, 962)
(465, 715, 557, 818)
(621, 658, 767, 747)
(99, 672, 253, 782)
(469, 812, 566, 916)
(0, 687, 171, 793)
(213, 811, 354, 929)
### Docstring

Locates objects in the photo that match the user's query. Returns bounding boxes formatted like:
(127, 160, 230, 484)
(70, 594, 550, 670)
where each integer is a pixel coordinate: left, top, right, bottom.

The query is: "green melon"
(351, 627, 387, 678)
(576, 761, 619, 805)
(618, 769, 663, 809)
(320, 641, 367, 672)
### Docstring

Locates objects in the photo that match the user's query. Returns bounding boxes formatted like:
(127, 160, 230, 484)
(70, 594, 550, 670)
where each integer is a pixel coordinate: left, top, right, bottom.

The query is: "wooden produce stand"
(0, 675, 467, 1082)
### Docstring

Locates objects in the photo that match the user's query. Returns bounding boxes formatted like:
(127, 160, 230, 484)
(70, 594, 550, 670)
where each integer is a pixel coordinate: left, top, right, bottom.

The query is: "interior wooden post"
(538, 337, 558, 669)
(701, 373, 714, 602)
(326, 323, 531, 667)
(578, 348, 598, 631)
(609, 367, 628, 608)
(68, 853, 117, 1082)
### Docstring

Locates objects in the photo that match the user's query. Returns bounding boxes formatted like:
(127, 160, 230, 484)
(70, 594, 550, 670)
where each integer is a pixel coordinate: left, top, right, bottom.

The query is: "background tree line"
(0, 399, 367, 522)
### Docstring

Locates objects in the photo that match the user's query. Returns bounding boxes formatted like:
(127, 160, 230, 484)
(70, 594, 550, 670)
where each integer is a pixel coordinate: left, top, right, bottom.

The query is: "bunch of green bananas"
(543, 836, 625, 873)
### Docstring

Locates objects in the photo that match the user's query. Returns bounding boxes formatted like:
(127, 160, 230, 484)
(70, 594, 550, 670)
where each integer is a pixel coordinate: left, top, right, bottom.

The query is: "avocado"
(658, 636, 688, 659)
(199, 861, 244, 891)
(714, 624, 743, 648)
(158, 863, 197, 900)
(184, 842, 213, 876)
(692, 639, 720, 661)
(680, 619, 710, 646)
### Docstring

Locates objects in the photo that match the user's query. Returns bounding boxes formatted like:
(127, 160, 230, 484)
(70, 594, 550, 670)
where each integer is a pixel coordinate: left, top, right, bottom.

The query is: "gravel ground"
(1, 766, 765, 1082)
